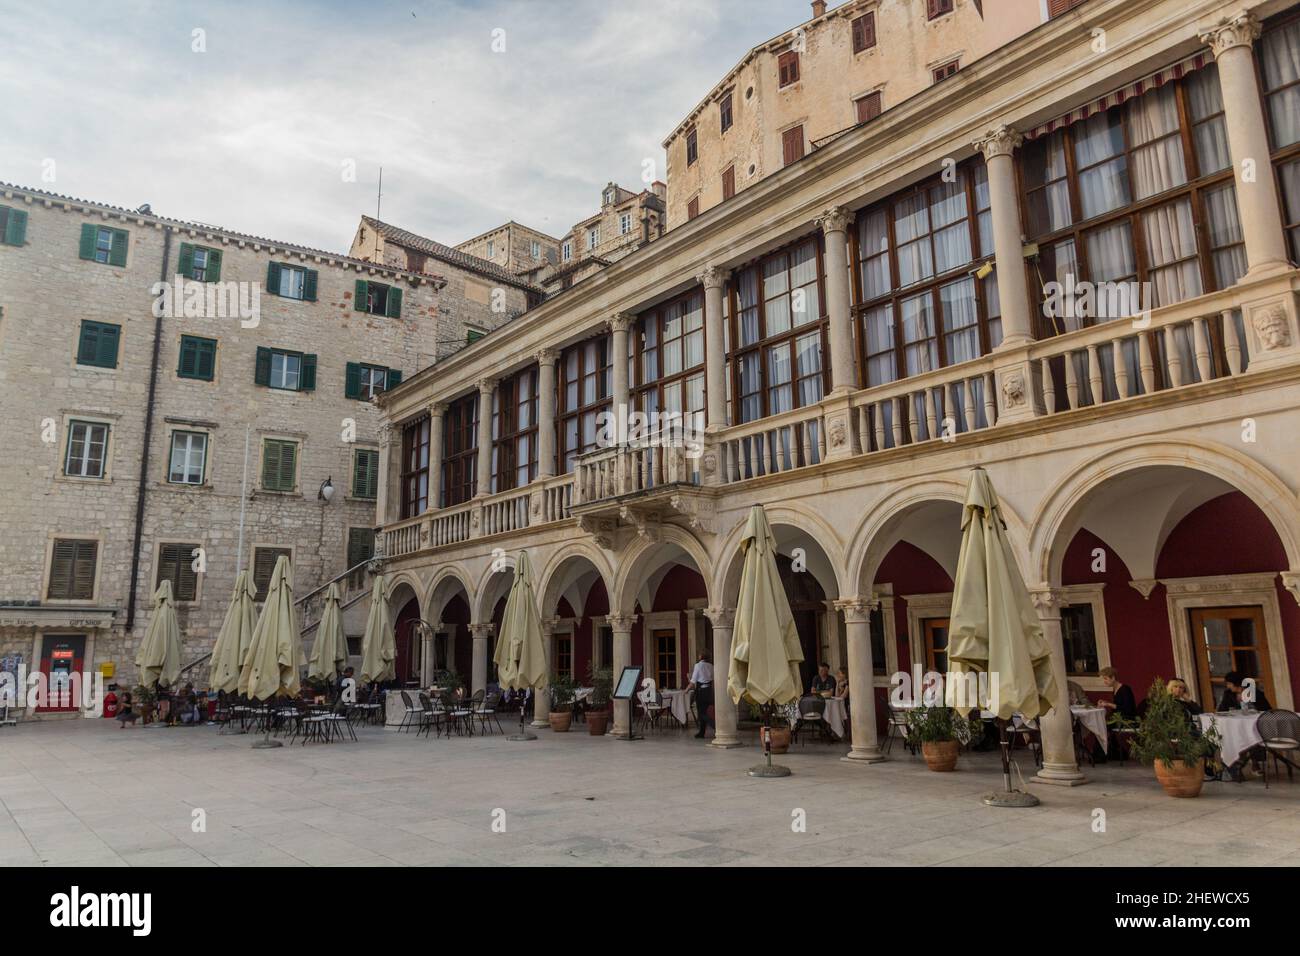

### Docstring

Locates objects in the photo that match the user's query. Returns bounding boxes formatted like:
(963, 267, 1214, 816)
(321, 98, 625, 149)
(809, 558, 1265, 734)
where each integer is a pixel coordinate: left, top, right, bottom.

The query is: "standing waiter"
(686, 649, 714, 740)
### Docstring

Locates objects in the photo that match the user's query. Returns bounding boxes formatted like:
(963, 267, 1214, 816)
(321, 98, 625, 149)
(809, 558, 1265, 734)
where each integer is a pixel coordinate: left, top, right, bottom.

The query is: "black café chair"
(396, 690, 421, 733)
(1258, 709, 1300, 788)
(793, 696, 828, 745)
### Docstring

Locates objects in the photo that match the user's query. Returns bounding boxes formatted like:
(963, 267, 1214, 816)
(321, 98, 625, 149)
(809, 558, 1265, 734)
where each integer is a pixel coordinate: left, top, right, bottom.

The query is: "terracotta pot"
(548, 710, 573, 733)
(768, 726, 792, 754)
(922, 740, 960, 772)
(1153, 759, 1205, 798)
(587, 710, 610, 735)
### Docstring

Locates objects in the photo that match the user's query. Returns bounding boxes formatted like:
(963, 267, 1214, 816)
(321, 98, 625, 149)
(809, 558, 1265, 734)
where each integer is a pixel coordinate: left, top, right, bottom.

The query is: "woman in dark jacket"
(1099, 667, 1138, 718)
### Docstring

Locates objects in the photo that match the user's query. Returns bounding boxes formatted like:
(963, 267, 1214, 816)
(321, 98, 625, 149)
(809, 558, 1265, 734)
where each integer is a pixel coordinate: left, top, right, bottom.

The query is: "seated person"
(1218, 671, 1272, 712)
(809, 663, 836, 697)
(1067, 680, 1091, 707)
(1167, 678, 1203, 722)
(834, 667, 849, 701)
(1098, 667, 1137, 719)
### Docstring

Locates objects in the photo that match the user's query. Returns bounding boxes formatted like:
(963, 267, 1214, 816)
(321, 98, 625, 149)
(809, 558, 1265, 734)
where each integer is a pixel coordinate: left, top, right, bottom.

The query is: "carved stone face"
(701, 452, 717, 476)
(1001, 372, 1026, 407)
(828, 418, 847, 447)
(1252, 306, 1292, 351)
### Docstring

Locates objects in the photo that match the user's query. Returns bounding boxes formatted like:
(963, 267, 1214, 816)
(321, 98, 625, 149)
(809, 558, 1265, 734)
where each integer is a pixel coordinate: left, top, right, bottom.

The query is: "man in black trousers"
(686, 649, 714, 740)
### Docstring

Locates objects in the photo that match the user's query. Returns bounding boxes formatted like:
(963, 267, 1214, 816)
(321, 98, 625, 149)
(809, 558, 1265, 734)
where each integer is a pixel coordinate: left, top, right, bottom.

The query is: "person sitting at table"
(810, 662, 835, 697)
(1218, 671, 1272, 712)
(1098, 667, 1137, 719)
(176, 684, 204, 725)
(834, 667, 849, 702)
(1167, 678, 1203, 724)
(686, 649, 714, 740)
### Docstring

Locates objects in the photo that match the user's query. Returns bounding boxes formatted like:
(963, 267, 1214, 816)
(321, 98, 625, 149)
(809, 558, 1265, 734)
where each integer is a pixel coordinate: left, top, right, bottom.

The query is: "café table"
(662, 687, 693, 727)
(821, 697, 848, 738)
(1070, 704, 1109, 754)
(1198, 711, 1263, 767)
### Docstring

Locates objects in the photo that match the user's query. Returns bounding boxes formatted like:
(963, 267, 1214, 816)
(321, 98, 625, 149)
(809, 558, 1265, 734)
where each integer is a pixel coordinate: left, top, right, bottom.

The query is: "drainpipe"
(125, 226, 172, 629)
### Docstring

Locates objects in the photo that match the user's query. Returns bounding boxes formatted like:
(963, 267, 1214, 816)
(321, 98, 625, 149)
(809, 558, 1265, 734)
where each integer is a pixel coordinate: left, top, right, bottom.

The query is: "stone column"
(426, 402, 446, 511)
(1200, 13, 1290, 276)
(475, 378, 496, 497)
(610, 313, 631, 416)
(532, 618, 555, 727)
(975, 125, 1034, 349)
(818, 206, 857, 393)
(836, 599, 884, 763)
(608, 613, 636, 737)
(469, 622, 493, 695)
(419, 621, 435, 687)
(375, 423, 395, 525)
(1030, 588, 1087, 787)
(535, 348, 558, 478)
(704, 607, 742, 748)
(698, 266, 728, 427)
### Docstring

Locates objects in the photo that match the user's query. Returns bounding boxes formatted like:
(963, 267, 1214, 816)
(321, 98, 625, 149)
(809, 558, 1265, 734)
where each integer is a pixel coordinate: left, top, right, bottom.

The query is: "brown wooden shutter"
(687, 198, 699, 220)
(253, 547, 290, 601)
(48, 539, 97, 600)
(722, 166, 736, 200)
(778, 51, 800, 87)
(782, 125, 805, 166)
(157, 543, 199, 601)
(1047, 0, 1085, 15)
(856, 92, 882, 124)
(852, 13, 876, 53)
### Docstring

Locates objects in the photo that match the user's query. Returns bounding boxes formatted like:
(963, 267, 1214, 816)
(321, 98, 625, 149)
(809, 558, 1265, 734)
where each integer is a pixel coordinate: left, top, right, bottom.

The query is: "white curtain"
(863, 305, 896, 386)
(1126, 85, 1187, 200)
(1202, 183, 1248, 289)
(1261, 19, 1300, 148)
(940, 277, 981, 365)
(1142, 200, 1202, 307)
(901, 292, 938, 376)
(1186, 66, 1230, 173)
(1075, 112, 1130, 218)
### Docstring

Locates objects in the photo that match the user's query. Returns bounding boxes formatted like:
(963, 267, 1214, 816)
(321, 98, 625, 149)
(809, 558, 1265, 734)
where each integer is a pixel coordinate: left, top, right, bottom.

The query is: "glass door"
(1189, 606, 1273, 710)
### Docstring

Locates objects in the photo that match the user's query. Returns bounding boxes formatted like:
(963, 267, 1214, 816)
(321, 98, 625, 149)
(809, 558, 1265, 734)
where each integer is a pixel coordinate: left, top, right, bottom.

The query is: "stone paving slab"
(0, 719, 1296, 867)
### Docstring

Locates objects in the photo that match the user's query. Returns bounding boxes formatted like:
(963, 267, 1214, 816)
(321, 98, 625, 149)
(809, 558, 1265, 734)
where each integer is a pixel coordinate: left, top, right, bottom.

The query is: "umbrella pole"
(747, 703, 791, 779)
(250, 697, 283, 749)
(508, 692, 536, 741)
(981, 717, 1037, 808)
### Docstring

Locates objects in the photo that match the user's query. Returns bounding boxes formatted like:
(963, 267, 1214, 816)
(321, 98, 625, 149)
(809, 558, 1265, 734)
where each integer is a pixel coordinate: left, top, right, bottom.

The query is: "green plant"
(905, 705, 978, 744)
(432, 669, 463, 692)
(132, 684, 157, 708)
(549, 672, 579, 712)
(1131, 679, 1220, 768)
(586, 663, 613, 709)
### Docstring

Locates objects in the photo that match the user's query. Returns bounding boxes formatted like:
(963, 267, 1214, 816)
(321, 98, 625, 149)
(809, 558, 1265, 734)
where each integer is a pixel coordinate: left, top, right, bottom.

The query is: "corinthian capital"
(476, 377, 498, 395)
(703, 606, 735, 628)
(535, 346, 558, 366)
(606, 613, 637, 633)
(1199, 11, 1261, 58)
(818, 205, 851, 235)
(974, 124, 1023, 161)
(696, 265, 725, 290)
(609, 311, 633, 334)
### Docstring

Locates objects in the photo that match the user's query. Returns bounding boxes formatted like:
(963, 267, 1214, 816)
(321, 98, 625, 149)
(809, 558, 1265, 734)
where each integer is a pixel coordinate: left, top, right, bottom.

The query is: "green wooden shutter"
(344, 362, 361, 399)
(72, 541, 97, 599)
(49, 539, 97, 599)
(77, 323, 100, 364)
(302, 269, 318, 301)
(353, 449, 378, 499)
(79, 322, 119, 367)
(178, 337, 197, 377)
(254, 347, 271, 385)
(108, 229, 128, 266)
(206, 248, 222, 282)
(178, 243, 195, 278)
(386, 368, 402, 390)
(79, 223, 96, 260)
(386, 286, 403, 318)
(2, 208, 27, 245)
(278, 442, 297, 490)
(97, 324, 120, 367)
(299, 354, 317, 391)
(266, 261, 281, 295)
(354, 279, 368, 311)
(179, 336, 215, 380)
(347, 527, 375, 569)
(196, 339, 215, 380)
(262, 441, 296, 491)
(253, 547, 287, 601)
(157, 543, 198, 601)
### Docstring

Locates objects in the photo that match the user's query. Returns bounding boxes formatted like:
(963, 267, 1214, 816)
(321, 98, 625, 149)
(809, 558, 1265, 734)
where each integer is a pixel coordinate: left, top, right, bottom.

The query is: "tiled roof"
(362, 216, 543, 293)
(0, 181, 446, 284)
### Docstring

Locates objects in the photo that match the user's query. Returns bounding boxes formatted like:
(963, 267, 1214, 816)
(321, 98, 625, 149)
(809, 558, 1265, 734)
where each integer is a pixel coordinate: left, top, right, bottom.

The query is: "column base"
(841, 748, 886, 764)
(1029, 764, 1089, 787)
(530, 719, 549, 728)
(710, 736, 744, 749)
(1243, 260, 1293, 280)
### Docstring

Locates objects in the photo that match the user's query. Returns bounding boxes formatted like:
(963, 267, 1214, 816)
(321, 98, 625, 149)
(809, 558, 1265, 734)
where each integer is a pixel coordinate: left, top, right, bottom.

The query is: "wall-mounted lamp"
(318, 477, 335, 503)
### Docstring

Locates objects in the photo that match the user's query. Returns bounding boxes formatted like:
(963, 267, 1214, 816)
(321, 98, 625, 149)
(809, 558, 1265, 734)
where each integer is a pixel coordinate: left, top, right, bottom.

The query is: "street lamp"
(318, 477, 335, 502)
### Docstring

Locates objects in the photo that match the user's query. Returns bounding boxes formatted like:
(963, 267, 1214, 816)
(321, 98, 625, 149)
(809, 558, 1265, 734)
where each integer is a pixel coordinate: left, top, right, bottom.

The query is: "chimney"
(811, 0, 826, 17)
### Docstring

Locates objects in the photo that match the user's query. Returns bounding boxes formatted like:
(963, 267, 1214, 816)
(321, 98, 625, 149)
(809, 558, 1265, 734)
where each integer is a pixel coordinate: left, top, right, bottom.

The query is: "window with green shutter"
(345, 362, 400, 400)
(266, 261, 317, 301)
(261, 439, 298, 492)
(252, 546, 292, 601)
(352, 448, 379, 499)
(178, 243, 222, 282)
(354, 280, 402, 317)
(0, 205, 28, 246)
(255, 347, 315, 391)
(346, 528, 376, 587)
(178, 335, 217, 380)
(156, 542, 201, 601)
(76, 321, 121, 368)
(79, 223, 128, 266)
(466, 328, 486, 344)
(47, 539, 98, 600)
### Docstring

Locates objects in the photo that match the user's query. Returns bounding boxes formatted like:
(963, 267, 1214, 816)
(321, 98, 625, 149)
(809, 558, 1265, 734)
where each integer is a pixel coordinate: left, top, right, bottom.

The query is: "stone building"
(349, 216, 544, 340)
(662, 0, 1067, 229)
(546, 182, 668, 293)
(371, 0, 1300, 792)
(0, 185, 506, 714)
(455, 221, 562, 288)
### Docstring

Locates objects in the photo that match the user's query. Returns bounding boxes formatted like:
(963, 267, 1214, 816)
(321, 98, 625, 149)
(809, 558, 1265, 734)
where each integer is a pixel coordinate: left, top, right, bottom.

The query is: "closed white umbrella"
(728, 505, 804, 777)
(136, 580, 183, 690)
(209, 571, 257, 694)
(307, 583, 348, 683)
(492, 552, 548, 740)
(238, 556, 305, 749)
(946, 467, 1058, 807)
(359, 575, 395, 685)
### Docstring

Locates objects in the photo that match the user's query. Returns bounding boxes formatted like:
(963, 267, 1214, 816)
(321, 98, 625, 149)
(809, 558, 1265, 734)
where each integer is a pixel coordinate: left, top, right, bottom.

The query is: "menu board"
(613, 666, 643, 700)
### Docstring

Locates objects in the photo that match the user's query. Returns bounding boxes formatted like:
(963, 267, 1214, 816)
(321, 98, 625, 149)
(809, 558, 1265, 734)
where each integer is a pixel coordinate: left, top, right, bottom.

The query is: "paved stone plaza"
(1, 720, 1297, 867)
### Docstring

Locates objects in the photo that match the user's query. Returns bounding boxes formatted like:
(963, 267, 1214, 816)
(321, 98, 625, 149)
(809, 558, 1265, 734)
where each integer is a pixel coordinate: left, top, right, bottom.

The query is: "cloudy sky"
(0, 0, 805, 252)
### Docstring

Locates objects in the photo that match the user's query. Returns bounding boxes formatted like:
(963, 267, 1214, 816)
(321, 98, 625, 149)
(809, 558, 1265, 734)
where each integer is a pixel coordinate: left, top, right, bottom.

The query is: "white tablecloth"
(574, 687, 595, 704)
(1198, 712, 1263, 767)
(1071, 705, 1109, 753)
(789, 696, 847, 738)
(662, 688, 692, 725)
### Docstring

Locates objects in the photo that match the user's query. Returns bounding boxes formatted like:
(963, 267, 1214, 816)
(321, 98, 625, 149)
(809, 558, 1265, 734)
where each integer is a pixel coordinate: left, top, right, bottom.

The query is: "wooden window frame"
(352, 446, 379, 500)
(782, 125, 805, 167)
(722, 166, 736, 201)
(927, 0, 954, 20)
(167, 429, 208, 485)
(851, 11, 877, 53)
(401, 415, 431, 517)
(178, 334, 217, 381)
(45, 538, 99, 602)
(719, 92, 733, 133)
(76, 320, 121, 369)
(260, 438, 299, 493)
(442, 397, 478, 507)
(778, 50, 800, 88)
(252, 546, 293, 602)
(155, 541, 202, 604)
(686, 127, 698, 166)
(559, 336, 612, 473)
(932, 59, 960, 83)
(1257, 13, 1300, 261)
(64, 419, 109, 479)
(725, 235, 830, 424)
(687, 197, 700, 220)
(491, 367, 539, 493)
(855, 91, 882, 125)
(633, 289, 707, 423)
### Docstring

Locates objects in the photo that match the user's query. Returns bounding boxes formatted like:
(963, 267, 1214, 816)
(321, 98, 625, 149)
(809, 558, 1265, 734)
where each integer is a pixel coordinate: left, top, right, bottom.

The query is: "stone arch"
(1032, 438, 1300, 587)
(612, 525, 715, 617)
(474, 555, 519, 624)
(384, 571, 423, 615)
(713, 503, 848, 607)
(537, 541, 615, 620)
(424, 563, 475, 626)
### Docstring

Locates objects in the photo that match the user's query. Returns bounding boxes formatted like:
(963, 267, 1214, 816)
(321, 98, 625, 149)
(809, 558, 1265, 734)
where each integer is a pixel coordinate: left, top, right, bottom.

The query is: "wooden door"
(1189, 606, 1274, 710)
(923, 618, 950, 674)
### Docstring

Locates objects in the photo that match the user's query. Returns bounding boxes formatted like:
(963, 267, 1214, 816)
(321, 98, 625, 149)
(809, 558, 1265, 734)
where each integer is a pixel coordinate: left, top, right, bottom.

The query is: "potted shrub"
(1132, 679, 1220, 798)
(586, 664, 613, 736)
(746, 699, 793, 752)
(905, 705, 978, 771)
(133, 684, 157, 725)
(548, 673, 578, 732)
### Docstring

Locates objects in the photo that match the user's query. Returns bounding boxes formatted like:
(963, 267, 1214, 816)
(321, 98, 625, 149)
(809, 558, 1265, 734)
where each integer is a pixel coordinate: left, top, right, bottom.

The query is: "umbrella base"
(746, 763, 792, 778)
(251, 739, 283, 750)
(508, 732, 538, 741)
(982, 790, 1039, 808)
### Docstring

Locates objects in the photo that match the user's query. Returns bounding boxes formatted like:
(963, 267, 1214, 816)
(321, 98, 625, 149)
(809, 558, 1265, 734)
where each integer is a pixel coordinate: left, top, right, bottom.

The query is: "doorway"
(923, 618, 950, 673)
(36, 634, 86, 712)
(1189, 606, 1274, 710)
